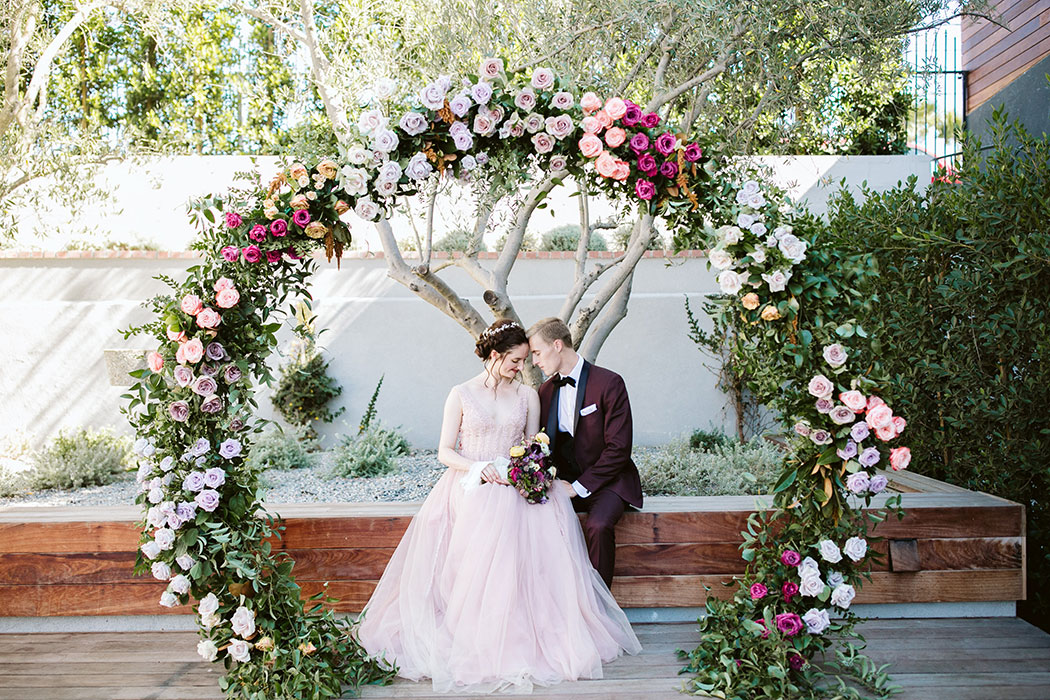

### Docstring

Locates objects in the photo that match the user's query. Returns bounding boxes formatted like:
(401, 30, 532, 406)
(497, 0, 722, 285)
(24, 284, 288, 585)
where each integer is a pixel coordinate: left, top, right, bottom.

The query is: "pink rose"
(248, 225, 266, 242)
(180, 294, 203, 316)
(749, 582, 768, 600)
(889, 446, 911, 471)
(169, 401, 190, 422)
(604, 97, 627, 120)
(196, 308, 221, 329)
(634, 179, 656, 200)
(214, 277, 235, 292)
(578, 133, 604, 158)
(875, 424, 897, 442)
(221, 246, 239, 262)
(580, 92, 602, 115)
(167, 328, 186, 343)
(182, 338, 204, 364)
(531, 132, 555, 154)
(479, 57, 503, 79)
(641, 112, 661, 128)
(892, 416, 907, 434)
(243, 245, 262, 263)
(612, 161, 630, 181)
(594, 110, 613, 129)
(147, 352, 164, 372)
(270, 220, 288, 237)
(839, 390, 867, 413)
(581, 116, 602, 134)
(807, 374, 834, 399)
(866, 404, 894, 430)
(594, 152, 619, 178)
(215, 288, 240, 309)
(604, 127, 627, 148)
(224, 212, 242, 228)
(867, 395, 886, 411)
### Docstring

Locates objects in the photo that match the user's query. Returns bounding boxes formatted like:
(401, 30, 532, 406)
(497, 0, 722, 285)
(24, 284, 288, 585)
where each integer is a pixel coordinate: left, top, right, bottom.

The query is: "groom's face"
(529, 336, 559, 377)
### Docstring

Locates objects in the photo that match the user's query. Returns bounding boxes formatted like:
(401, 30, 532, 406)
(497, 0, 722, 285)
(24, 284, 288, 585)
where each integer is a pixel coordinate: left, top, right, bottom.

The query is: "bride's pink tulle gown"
(357, 385, 641, 693)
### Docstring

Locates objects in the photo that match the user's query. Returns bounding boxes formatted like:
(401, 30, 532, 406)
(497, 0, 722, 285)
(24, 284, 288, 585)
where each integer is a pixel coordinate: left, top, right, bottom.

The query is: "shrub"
(434, 227, 487, 252)
(540, 224, 607, 251)
(246, 427, 317, 471)
(689, 427, 733, 452)
(330, 423, 411, 478)
(29, 428, 131, 491)
(637, 437, 783, 497)
(272, 335, 344, 438)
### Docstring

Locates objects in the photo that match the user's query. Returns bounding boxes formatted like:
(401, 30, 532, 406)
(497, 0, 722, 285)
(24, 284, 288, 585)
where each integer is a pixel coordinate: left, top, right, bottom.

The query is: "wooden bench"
(0, 471, 1025, 615)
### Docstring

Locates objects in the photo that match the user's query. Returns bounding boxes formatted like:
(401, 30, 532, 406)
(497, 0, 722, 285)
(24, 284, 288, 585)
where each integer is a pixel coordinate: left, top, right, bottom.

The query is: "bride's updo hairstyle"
(474, 319, 528, 360)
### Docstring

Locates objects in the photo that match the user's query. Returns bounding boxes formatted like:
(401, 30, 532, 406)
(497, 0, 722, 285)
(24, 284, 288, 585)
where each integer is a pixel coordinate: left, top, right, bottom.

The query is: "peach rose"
(213, 277, 235, 292)
(604, 97, 627, 120)
(580, 92, 603, 115)
(594, 152, 619, 178)
(867, 395, 886, 411)
(334, 200, 350, 215)
(181, 338, 204, 364)
(289, 163, 308, 180)
(305, 221, 328, 239)
(742, 293, 760, 310)
(612, 160, 630, 181)
(891, 415, 906, 434)
(147, 352, 164, 372)
(865, 404, 894, 430)
(196, 308, 221, 329)
(166, 328, 187, 343)
(889, 446, 911, 471)
(289, 194, 309, 210)
(316, 159, 338, 179)
(760, 305, 781, 321)
(180, 294, 203, 316)
(594, 109, 613, 129)
(604, 127, 627, 148)
(578, 133, 604, 158)
(581, 116, 602, 134)
(839, 390, 867, 413)
(215, 288, 240, 309)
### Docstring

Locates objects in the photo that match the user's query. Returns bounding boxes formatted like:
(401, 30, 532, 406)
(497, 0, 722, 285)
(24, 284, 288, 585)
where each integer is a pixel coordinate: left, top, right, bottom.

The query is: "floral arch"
(124, 58, 910, 698)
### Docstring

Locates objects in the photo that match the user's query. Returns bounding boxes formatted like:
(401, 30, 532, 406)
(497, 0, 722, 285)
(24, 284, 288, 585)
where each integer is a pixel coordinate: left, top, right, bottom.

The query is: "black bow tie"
(553, 375, 576, 388)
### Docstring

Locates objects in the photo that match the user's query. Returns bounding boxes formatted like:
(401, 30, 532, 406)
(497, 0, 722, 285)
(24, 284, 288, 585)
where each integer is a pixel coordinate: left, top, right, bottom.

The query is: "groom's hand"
(556, 479, 577, 498)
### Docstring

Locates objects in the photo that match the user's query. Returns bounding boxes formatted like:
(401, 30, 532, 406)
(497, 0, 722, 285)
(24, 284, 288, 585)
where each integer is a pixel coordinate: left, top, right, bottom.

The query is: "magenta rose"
(654, 132, 677, 156)
(224, 212, 242, 228)
(782, 581, 799, 602)
(641, 112, 661, 128)
(683, 143, 703, 162)
(775, 612, 804, 637)
(628, 132, 650, 154)
(637, 152, 658, 176)
(286, 246, 300, 260)
(754, 619, 770, 639)
(622, 102, 642, 126)
(634, 179, 656, 201)
(242, 245, 262, 263)
(788, 653, 806, 670)
(781, 549, 801, 566)
(266, 249, 282, 263)
(270, 219, 288, 237)
(749, 582, 768, 600)
(169, 400, 190, 422)
(659, 160, 679, 179)
(292, 209, 310, 227)
(248, 225, 267, 242)
(221, 246, 239, 262)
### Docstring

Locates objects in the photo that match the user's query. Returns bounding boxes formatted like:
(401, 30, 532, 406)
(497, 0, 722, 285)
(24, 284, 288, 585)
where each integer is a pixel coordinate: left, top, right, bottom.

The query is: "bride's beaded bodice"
(456, 385, 528, 462)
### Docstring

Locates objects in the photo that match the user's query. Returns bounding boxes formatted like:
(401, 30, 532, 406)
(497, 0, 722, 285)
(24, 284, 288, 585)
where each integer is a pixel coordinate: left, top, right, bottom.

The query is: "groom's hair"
(527, 317, 574, 349)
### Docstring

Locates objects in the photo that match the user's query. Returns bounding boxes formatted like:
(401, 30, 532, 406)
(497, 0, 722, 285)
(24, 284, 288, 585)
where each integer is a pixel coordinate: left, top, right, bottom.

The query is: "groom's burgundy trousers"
(572, 488, 627, 588)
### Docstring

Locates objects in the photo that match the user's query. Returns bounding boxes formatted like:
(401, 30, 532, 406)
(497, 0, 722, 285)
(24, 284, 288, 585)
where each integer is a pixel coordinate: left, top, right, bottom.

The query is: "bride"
(357, 319, 641, 693)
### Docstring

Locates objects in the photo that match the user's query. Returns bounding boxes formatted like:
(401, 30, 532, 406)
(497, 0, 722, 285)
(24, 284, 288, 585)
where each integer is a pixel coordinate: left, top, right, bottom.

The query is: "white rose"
(807, 374, 835, 399)
(375, 179, 397, 197)
(373, 77, 397, 99)
(230, 605, 256, 638)
(708, 248, 735, 270)
(530, 67, 555, 90)
(154, 527, 175, 550)
(761, 269, 790, 293)
(803, 608, 831, 634)
(169, 574, 191, 595)
(376, 161, 402, 183)
(148, 487, 164, 504)
(140, 540, 161, 560)
(818, 539, 843, 563)
(823, 343, 848, 368)
(750, 222, 767, 237)
(748, 193, 767, 208)
(197, 640, 218, 662)
(737, 213, 755, 228)
(370, 127, 399, 153)
(198, 592, 219, 618)
(356, 109, 387, 135)
(750, 247, 766, 264)
(398, 111, 428, 136)
(151, 561, 171, 581)
(142, 442, 156, 457)
(461, 155, 478, 171)
(799, 572, 825, 597)
(176, 554, 195, 571)
(340, 166, 368, 196)
(779, 233, 808, 263)
(719, 225, 743, 245)
(160, 456, 175, 472)
(201, 611, 220, 630)
(827, 570, 844, 588)
(405, 152, 434, 180)
(798, 556, 820, 576)
(346, 145, 371, 165)
(843, 536, 868, 562)
(830, 583, 856, 609)
(741, 180, 761, 196)
(419, 83, 446, 110)
(717, 270, 744, 295)
(354, 198, 380, 221)
(134, 437, 149, 454)
(159, 591, 178, 608)
(228, 638, 252, 663)
(774, 225, 792, 239)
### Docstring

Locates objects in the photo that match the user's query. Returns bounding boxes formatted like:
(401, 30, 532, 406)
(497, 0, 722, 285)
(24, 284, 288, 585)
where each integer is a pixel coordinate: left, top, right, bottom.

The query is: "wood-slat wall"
(963, 0, 1050, 112)
(0, 479, 1025, 616)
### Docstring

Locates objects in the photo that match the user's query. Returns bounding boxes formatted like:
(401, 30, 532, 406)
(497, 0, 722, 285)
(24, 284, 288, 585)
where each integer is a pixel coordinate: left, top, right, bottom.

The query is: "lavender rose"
(448, 93, 472, 117)
(192, 375, 217, 397)
(169, 401, 190, 422)
(837, 440, 859, 461)
(203, 467, 226, 488)
(183, 471, 205, 492)
(846, 470, 870, 493)
(807, 374, 834, 399)
(219, 438, 242, 459)
(843, 536, 868, 562)
(829, 405, 856, 425)
(815, 397, 834, 414)
(470, 81, 493, 104)
(405, 153, 433, 181)
(223, 364, 241, 383)
(205, 342, 226, 361)
(868, 474, 889, 493)
(419, 82, 446, 110)
(175, 501, 197, 524)
(823, 343, 848, 368)
(173, 366, 194, 388)
(799, 572, 824, 597)
(154, 527, 175, 550)
(850, 422, 871, 442)
(195, 489, 221, 512)
(399, 111, 428, 136)
(858, 446, 881, 467)
(370, 128, 399, 153)
(810, 429, 833, 445)
(830, 583, 856, 609)
(803, 608, 830, 634)
(189, 438, 210, 457)
(818, 539, 843, 563)
(200, 394, 223, 414)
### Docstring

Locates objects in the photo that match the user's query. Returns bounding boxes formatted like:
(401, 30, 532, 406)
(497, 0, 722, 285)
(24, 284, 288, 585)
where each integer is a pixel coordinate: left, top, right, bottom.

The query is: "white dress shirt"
(556, 356, 591, 498)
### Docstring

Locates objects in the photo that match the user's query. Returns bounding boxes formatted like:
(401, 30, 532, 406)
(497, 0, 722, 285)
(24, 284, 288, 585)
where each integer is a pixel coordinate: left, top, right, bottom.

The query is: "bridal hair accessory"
(480, 321, 522, 340)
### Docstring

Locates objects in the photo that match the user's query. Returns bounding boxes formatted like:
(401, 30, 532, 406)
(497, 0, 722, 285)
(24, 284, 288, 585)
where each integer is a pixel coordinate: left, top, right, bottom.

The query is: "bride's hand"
(481, 463, 508, 485)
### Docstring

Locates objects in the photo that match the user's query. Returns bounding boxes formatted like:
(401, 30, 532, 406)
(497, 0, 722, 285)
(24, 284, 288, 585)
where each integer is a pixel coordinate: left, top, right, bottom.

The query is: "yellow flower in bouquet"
(534, 431, 550, 445)
(509, 445, 526, 458)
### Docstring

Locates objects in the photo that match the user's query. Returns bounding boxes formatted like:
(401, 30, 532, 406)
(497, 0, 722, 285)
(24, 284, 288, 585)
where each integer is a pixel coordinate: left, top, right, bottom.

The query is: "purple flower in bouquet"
(635, 179, 656, 201)
(195, 489, 221, 512)
(622, 102, 642, 126)
(223, 364, 241, 383)
(192, 375, 217, 397)
(749, 582, 768, 600)
(846, 471, 870, 494)
(249, 225, 267, 242)
(637, 152, 658, 176)
(654, 132, 677, 156)
(266, 249, 282, 263)
(641, 112, 661, 128)
(858, 446, 881, 467)
(815, 397, 834, 414)
(200, 394, 223, 414)
(221, 246, 240, 262)
(850, 422, 870, 442)
(782, 581, 799, 602)
(203, 467, 226, 488)
(292, 209, 311, 227)
(173, 366, 194, 388)
(225, 212, 242, 228)
(781, 549, 801, 566)
(683, 143, 703, 162)
(189, 438, 210, 457)
(810, 429, 833, 445)
(659, 160, 678, 179)
(469, 82, 492, 105)
(169, 401, 190, 422)
(829, 405, 856, 425)
(629, 132, 650, 154)
(205, 342, 226, 361)
(175, 501, 197, 524)
(199, 362, 219, 378)
(219, 438, 241, 459)
(270, 219, 288, 237)
(449, 93, 472, 117)
(400, 111, 428, 135)
(229, 417, 245, 432)
(242, 245, 262, 263)
(183, 471, 206, 492)
(837, 440, 858, 461)
(775, 612, 804, 637)
(868, 474, 889, 493)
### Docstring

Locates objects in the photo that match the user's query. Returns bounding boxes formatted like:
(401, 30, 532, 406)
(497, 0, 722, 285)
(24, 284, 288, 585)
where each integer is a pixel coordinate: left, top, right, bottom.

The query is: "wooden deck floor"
(0, 617, 1047, 699)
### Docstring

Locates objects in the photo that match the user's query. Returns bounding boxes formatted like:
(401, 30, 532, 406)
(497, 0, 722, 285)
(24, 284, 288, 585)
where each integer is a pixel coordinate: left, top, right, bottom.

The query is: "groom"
(527, 317, 643, 588)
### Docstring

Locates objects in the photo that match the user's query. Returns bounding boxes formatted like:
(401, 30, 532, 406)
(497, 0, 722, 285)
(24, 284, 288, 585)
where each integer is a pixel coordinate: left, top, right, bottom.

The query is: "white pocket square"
(580, 404, 598, 416)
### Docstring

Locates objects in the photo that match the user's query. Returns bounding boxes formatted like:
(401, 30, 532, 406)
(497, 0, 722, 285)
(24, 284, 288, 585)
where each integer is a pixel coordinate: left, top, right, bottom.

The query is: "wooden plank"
(890, 539, 922, 572)
(0, 520, 141, 554)
(0, 551, 142, 585)
(967, 27, 1050, 107)
(963, 0, 1045, 62)
(962, 0, 1042, 52)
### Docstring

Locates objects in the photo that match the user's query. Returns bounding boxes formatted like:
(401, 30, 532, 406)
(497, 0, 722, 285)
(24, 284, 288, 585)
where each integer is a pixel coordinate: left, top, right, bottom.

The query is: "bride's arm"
(437, 387, 475, 472)
(525, 387, 541, 437)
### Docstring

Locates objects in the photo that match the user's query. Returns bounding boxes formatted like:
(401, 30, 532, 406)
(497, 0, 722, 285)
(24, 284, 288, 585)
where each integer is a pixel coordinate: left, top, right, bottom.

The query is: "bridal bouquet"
(506, 432, 556, 504)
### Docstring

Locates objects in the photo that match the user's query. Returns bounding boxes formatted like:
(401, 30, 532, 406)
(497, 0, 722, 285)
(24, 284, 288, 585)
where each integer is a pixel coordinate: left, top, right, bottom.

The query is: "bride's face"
(490, 343, 529, 382)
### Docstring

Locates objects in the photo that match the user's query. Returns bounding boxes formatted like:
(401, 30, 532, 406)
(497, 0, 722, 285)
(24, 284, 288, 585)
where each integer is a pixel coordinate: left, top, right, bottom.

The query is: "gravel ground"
(0, 447, 663, 508)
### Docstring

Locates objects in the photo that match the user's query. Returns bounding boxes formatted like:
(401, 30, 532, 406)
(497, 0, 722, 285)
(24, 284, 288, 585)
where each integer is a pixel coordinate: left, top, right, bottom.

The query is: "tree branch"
(578, 268, 634, 362)
(493, 170, 564, 282)
(645, 20, 746, 114)
(231, 2, 306, 43)
(296, 0, 351, 143)
(511, 15, 629, 73)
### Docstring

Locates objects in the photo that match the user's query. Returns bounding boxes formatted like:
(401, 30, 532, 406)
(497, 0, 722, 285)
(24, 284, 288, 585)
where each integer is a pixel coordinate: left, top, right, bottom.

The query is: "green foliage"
(820, 111, 1050, 630)
(689, 427, 734, 452)
(272, 343, 345, 434)
(540, 224, 607, 251)
(358, 376, 384, 434)
(330, 424, 411, 479)
(29, 428, 131, 491)
(246, 428, 316, 471)
(638, 437, 783, 496)
(433, 227, 487, 252)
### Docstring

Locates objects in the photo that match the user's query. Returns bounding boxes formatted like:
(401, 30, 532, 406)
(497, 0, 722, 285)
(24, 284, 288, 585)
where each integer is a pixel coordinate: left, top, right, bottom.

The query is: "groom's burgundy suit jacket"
(538, 361, 643, 508)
